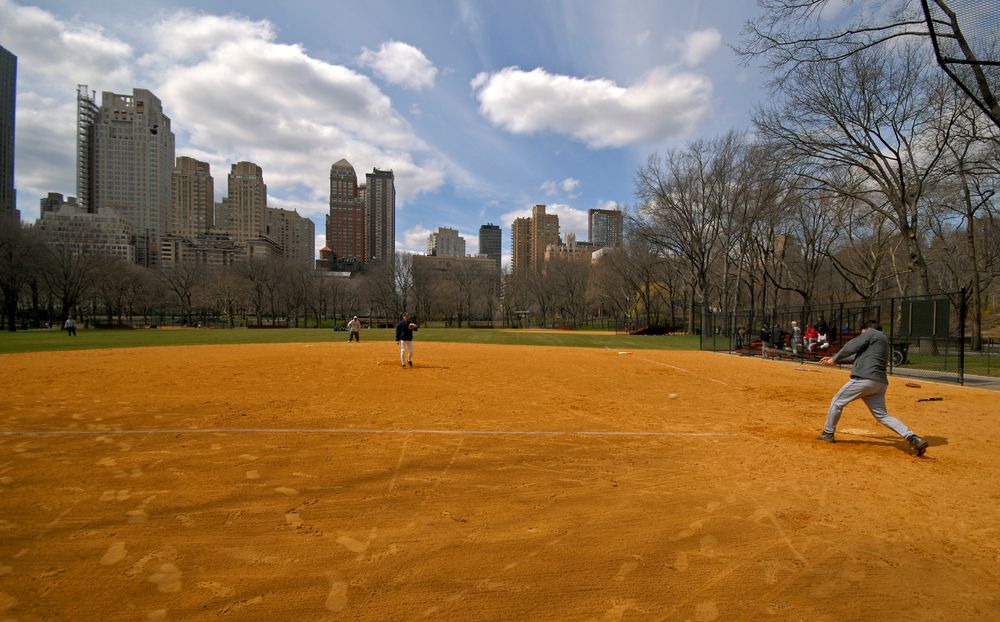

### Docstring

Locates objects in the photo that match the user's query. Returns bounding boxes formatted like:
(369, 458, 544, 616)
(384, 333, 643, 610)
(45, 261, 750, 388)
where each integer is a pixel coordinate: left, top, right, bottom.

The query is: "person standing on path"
(347, 316, 361, 342)
(817, 320, 928, 456)
(395, 312, 417, 368)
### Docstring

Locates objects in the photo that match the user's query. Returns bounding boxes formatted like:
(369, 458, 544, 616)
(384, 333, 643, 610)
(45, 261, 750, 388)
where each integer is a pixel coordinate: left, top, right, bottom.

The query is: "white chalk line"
(0, 427, 737, 439)
(626, 353, 732, 387)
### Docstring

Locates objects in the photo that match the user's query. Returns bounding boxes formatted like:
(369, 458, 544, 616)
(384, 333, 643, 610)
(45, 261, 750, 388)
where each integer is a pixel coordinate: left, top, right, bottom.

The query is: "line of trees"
(628, 1, 999, 348)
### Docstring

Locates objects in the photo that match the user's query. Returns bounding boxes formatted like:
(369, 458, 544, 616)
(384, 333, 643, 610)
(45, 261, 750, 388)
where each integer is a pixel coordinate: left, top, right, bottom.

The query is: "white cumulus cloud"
(471, 66, 713, 148)
(682, 28, 722, 66)
(358, 40, 438, 91)
(398, 224, 434, 254)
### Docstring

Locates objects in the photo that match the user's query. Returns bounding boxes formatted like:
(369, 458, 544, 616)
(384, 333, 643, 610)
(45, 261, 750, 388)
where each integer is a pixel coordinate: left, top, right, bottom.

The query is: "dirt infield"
(1, 342, 998, 621)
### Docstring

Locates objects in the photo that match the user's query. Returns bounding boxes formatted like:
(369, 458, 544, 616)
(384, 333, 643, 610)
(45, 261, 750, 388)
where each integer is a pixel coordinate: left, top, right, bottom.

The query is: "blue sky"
(1, 0, 770, 265)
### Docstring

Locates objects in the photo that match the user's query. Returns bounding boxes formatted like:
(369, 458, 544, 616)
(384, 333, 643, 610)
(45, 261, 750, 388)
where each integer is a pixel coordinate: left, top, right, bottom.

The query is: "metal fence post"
(960, 287, 967, 386)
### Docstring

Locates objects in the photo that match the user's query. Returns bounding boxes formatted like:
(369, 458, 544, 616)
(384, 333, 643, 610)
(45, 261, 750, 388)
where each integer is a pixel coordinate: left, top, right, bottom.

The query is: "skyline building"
(266, 206, 315, 264)
(326, 159, 365, 264)
(171, 156, 214, 239)
(588, 207, 624, 248)
(80, 87, 175, 266)
(0, 45, 16, 221)
(428, 226, 466, 257)
(545, 232, 598, 263)
(512, 204, 559, 273)
(227, 161, 267, 247)
(35, 194, 135, 262)
(365, 168, 395, 263)
(478, 223, 501, 271)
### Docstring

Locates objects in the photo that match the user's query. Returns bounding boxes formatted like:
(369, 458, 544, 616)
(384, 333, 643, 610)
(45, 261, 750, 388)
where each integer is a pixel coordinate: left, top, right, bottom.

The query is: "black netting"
(924, 0, 1000, 122)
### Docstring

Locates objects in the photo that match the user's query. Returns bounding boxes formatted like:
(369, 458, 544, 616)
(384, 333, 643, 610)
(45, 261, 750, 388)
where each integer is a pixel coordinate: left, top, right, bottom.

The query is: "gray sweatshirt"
(832, 328, 889, 384)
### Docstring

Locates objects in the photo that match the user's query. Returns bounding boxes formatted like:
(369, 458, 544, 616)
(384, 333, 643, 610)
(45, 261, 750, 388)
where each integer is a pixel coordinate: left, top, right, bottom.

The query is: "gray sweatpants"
(823, 377, 913, 439)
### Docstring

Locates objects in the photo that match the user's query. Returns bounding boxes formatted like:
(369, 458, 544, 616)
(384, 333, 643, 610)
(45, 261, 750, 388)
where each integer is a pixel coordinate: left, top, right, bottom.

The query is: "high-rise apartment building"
(588, 207, 624, 248)
(0, 45, 16, 221)
(80, 87, 175, 266)
(365, 168, 395, 263)
(479, 223, 501, 271)
(227, 161, 267, 247)
(428, 226, 466, 257)
(512, 204, 559, 273)
(172, 156, 214, 239)
(266, 207, 315, 264)
(323, 160, 395, 267)
(326, 159, 364, 263)
(511, 217, 531, 273)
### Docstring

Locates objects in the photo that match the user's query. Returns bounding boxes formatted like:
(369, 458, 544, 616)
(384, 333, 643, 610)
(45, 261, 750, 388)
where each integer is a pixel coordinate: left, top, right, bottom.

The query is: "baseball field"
(1, 338, 998, 621)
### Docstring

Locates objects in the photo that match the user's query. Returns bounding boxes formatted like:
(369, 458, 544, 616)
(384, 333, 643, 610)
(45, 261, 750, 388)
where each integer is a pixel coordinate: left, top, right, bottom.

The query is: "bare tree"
(0, 222, 41, 331)
(160, 262, 206, 325)
(926, 96, 999, 347)
(634, 131, 752, 334)
(737, 0, 1000, 126)
(548, 257, 592, 326)
(38, 243, 100, 323)
(207, 265, 246, 328)
(754, 44, 961, 296)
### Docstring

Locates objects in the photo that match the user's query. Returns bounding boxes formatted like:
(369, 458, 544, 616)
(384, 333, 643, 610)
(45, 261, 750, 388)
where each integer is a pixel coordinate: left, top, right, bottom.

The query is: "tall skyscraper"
(81, 87, 175, 266)
(326, 159, 364, 263)
(227, 161, 266, 247)
(511, 217, 531, 274)
(428, 226, 466, 257)
(512, 204, 560, 273)
(0, 45, 17, 221)
(365, 168, 395, 263)
(479, 223, 502, 271)
(172, 156, 214, 239)
(588, 207, 624, 248)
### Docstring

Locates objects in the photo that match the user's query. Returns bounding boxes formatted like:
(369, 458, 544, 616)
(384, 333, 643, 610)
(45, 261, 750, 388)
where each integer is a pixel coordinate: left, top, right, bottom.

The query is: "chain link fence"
(698, 291, 985, 385)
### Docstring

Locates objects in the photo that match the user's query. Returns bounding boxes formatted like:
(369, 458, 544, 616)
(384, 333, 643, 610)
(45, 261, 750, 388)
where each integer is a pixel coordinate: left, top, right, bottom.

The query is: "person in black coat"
(395, 312, 418, 368)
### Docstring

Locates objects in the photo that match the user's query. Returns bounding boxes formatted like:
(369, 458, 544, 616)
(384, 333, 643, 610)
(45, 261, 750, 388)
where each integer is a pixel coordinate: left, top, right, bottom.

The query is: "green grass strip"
(0, 327, 701, 355)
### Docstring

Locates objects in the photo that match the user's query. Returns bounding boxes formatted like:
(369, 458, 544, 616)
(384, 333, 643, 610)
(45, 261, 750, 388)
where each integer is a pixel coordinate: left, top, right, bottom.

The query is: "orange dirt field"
(1, 342, 999, 621)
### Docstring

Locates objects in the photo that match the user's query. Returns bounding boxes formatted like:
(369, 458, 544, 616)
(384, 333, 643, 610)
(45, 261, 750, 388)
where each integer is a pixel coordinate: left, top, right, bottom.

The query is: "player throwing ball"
(817, 320, 928, 456)
(395, 312, 418, 368)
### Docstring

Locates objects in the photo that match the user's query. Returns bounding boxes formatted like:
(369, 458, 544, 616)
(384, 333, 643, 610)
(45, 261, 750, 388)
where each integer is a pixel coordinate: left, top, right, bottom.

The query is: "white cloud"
(358, 41, 438, 91)
(541, 178, 580, 199)
(315, 233, 326, 251)
(682, 28, 722, 66)
(398, 224, 434, 254)
(471, 66, 713, 148)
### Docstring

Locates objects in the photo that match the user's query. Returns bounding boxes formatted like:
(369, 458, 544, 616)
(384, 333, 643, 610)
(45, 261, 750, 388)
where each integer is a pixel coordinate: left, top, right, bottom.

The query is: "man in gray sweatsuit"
(817, 320, 928, 456)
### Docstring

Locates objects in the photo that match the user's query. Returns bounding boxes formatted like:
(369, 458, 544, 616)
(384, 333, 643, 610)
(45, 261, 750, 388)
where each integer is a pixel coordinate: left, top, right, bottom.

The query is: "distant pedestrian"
(64, 317, 76, 337)
(347, 316, 361, 342)
(816, 320, 928, 456)
(395, 312, 417, 368)
(791, 321, 801, 355)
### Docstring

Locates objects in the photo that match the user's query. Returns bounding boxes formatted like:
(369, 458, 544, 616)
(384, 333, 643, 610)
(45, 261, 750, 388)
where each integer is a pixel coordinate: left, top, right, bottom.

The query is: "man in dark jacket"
(817, 320, 928, 456)
(395, 312, 417, 368)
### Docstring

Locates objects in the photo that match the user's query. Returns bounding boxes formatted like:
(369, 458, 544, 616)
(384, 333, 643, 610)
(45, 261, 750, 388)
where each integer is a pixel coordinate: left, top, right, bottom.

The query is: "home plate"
(841, 428, 878, 436)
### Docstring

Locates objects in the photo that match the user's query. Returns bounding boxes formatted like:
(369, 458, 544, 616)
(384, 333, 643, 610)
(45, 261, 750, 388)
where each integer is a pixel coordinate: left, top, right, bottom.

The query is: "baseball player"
(395, 312, 417, 368)
(817, 320, 928, 456)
